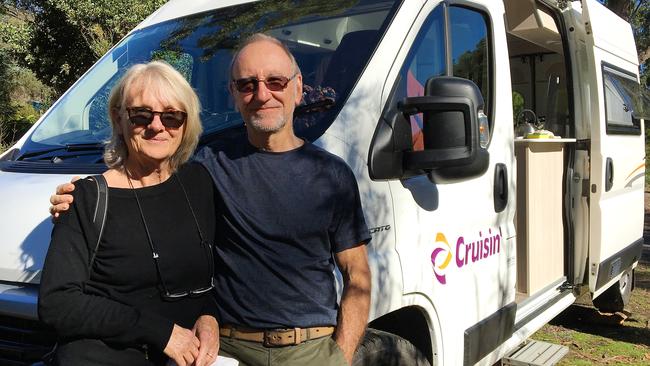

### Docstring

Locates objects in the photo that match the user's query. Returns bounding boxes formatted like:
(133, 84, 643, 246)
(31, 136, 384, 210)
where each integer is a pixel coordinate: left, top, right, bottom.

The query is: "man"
(51, 33, 371, 366)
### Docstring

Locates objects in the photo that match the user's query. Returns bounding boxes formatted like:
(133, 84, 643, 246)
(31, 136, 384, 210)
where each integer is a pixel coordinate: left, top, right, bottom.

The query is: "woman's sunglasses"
(126, 107, 187, 128)
(231, 72, 298, 94)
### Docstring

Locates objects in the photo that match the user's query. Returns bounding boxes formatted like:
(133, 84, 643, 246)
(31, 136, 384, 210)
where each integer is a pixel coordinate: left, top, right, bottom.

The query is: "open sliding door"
(580, 0, 645, 297)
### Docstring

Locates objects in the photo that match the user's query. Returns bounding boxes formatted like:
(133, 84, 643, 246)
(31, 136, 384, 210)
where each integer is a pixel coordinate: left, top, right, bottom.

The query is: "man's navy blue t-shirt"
(194, 138, 370, 328)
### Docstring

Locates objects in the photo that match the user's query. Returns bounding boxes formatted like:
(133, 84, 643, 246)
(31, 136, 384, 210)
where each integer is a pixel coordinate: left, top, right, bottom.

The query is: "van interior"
(504, 0, 574, 303)
(505, 0, 572, 139)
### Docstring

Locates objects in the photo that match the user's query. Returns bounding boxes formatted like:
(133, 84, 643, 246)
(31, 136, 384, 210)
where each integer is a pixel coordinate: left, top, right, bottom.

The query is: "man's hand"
(192, 315, 219, 366)
(164, 324, 200, 366)
(49, 178, 78, 218)
(334, 244, 371, 365)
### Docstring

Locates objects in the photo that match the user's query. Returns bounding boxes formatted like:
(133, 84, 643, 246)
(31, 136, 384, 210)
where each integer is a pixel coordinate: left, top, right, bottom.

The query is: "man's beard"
(248, 114, 287, 133)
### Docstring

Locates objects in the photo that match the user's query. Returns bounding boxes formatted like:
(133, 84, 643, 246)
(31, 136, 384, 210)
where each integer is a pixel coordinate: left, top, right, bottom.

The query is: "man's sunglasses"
(231, 72, 298, 94)
(126, 107, 187, 128)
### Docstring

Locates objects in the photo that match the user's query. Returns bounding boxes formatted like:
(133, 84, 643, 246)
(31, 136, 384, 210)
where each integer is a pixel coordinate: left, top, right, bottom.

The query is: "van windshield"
(23, 0, 399, 159)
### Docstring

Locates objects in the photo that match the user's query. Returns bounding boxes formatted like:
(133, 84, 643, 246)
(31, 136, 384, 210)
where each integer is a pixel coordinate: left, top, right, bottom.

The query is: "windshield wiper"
(18, 143, 105, 160)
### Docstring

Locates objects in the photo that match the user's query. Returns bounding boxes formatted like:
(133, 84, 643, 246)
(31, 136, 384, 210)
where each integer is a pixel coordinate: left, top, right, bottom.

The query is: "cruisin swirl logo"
(430, 233, 452, 284)
(431, 228, 503, 285)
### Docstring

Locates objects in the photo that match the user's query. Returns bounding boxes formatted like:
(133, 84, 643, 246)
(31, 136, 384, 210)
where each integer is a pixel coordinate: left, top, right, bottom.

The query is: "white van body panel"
(376, 1, 519, 364)
(0, 172, 76, 284)
(581, 0, 638, 65)
(332, 0, 429, 322)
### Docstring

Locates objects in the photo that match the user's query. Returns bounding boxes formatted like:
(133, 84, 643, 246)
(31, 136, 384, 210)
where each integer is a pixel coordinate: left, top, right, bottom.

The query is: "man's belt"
(219, 325, 335, 347)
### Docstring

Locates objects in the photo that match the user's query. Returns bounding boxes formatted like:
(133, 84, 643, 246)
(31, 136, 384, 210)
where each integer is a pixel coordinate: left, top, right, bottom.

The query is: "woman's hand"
(192, 315, 219, 366)
(164, 324, 201, 366)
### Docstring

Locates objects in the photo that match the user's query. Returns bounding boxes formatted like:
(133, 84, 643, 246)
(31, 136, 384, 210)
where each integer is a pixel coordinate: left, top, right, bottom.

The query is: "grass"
(531, 250, 650, 365)
(531, 135, 650, 365)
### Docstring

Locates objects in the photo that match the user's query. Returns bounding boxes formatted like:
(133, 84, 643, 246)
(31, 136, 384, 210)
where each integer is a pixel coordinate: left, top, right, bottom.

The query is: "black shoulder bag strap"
(87, 174, 108, 272)
(43, 174, 108, 366)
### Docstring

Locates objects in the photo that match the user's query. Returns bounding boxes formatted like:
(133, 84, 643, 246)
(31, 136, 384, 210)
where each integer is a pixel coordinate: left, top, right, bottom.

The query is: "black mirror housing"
(399, 77, 483, 167)
(401, 77, 489, 181)
(368, 76, 490, 182)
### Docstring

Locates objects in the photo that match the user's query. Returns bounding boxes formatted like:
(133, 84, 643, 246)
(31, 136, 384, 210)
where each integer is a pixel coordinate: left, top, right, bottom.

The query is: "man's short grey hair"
(229, 33, 301, 78)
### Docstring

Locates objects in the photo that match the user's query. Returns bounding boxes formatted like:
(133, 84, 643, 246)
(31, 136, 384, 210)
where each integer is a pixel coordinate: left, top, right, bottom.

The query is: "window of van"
(20, 0, 401, 163)
(395, 4, 492, 151)
(602, 64, 648, 135)
(450, 6, 490, 115)
(398, 6, 445, 151)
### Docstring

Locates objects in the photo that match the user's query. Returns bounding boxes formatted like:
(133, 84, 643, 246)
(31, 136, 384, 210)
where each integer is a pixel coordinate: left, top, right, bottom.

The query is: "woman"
(39, 61, 219, 366)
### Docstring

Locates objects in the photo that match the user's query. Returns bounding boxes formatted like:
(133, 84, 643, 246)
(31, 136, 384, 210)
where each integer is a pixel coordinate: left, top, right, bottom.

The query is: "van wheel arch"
(593, 267, 633, 313)
(353, 328, 431, 366)
(358, 306, 434, 365)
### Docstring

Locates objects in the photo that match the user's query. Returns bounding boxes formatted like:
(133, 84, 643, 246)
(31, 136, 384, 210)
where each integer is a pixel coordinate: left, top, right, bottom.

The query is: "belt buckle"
(263, 329, 284, 347)
(263, 328, 301, 347)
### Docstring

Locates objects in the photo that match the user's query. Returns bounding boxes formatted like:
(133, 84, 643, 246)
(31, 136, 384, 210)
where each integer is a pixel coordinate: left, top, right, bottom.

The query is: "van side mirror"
(368, 76, 489, 182)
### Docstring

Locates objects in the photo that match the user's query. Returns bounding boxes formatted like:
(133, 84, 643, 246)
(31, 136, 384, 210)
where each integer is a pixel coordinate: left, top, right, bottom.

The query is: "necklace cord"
(125, 169, 213, 297)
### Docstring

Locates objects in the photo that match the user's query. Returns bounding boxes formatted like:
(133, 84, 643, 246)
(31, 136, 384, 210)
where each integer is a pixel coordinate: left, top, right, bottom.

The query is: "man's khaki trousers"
(219, 335, 348, 366)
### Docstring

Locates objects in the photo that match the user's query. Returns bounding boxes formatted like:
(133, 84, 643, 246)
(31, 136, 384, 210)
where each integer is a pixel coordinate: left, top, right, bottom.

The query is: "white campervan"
(0, 0, 647, 365)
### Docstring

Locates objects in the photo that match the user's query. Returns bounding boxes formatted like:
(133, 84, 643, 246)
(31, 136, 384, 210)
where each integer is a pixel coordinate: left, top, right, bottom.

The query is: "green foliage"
(453, 38, 489, 104)
(0, 3, 54, 151)
(25, 0, 165, 94)
(627, 1, 649, 88)
(7, 65, 54, 105)
(26, 1, 103, 94)
(0, 20, 31, 60)
(0, 62, 51, 150)
(150, 50, 194, 81)
(0, 52, 16, 152)
(51, 0, 166, 58)
(513, 91, 525, 120)
(0, 50, 15, 123)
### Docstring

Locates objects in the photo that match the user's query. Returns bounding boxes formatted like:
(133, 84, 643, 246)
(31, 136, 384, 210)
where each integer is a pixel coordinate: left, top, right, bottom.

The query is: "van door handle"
(605, 157, 614, 192)
(494, 163, 508, 212)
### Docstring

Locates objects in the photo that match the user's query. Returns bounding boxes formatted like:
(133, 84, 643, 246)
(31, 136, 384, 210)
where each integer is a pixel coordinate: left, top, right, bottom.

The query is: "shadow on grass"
(635, 236, 650, 290)
(548, 305, 650, 347)
(638, 220, 649, 291)
(635, 266, 650, 291)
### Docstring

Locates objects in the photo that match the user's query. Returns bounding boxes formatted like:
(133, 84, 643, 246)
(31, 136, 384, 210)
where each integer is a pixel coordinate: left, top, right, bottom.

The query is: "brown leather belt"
(220, 325, 335, 347)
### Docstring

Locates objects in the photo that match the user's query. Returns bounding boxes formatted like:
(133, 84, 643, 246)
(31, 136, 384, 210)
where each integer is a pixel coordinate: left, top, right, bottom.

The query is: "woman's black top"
(39, 162, 218, 361)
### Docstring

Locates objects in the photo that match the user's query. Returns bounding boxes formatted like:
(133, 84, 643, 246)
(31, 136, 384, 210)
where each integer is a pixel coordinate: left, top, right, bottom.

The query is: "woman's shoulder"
(70, 176, 105, 209)
(51, 175, 104, 227)
(72, 176, 100, 195)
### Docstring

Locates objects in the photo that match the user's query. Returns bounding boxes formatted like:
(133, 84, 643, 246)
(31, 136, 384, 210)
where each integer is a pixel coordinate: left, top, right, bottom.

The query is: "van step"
(502, 340, 569, 366)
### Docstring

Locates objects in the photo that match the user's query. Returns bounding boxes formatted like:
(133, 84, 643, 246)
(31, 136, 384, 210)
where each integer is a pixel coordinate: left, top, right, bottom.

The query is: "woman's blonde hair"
(104, 61, 202, 171)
